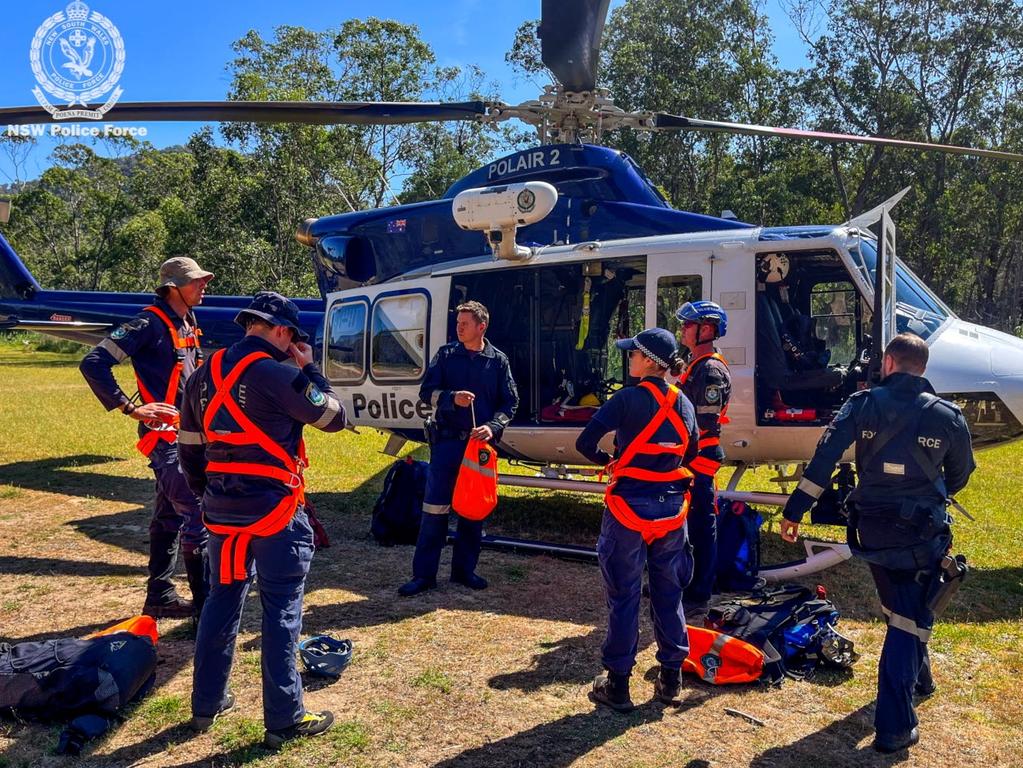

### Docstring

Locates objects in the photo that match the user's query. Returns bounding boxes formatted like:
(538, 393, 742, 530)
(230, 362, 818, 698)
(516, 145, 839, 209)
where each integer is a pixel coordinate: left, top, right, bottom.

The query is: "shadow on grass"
(98, 723, 270, 768)
(0, 454, 152, 506)
(0, 555, 143, 579)
(431, 703, 671, 767)
(750, 702, 913, 767)
(489, 630, 599, 691)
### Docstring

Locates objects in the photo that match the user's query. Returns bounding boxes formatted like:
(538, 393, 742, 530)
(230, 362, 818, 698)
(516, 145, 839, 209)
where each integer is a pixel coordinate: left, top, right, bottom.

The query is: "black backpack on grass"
(371, 457, 428, 545)
(0, 632, 156, 720)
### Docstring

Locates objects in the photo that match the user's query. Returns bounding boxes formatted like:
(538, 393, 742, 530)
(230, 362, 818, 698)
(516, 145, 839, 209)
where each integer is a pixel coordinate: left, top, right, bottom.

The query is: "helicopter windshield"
(850, 239, 953, 340)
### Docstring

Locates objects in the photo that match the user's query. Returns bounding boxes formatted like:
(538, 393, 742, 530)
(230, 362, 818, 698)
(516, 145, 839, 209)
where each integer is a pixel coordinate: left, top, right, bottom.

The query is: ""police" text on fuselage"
(352, 392, 433, 421)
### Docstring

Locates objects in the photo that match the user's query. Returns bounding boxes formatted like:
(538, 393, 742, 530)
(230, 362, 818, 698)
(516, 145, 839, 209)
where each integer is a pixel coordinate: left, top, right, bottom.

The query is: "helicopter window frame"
(369, 288, 432, 384)
(655, 274, 703, 337)
(325, 297, 369, 385)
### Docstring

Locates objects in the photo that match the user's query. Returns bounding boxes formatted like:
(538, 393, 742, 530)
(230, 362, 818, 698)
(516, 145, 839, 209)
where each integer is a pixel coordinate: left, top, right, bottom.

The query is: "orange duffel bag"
(452, 437, 498, 521)
(682, 625, 764, 684)
(87, 615, 159, 647)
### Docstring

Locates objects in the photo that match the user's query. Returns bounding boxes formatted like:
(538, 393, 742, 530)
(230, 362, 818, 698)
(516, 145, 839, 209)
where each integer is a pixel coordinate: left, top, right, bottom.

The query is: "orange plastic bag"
(87, 615, 159, 647)
(452, 437, 498, 521)
(682, 625, 764, 684)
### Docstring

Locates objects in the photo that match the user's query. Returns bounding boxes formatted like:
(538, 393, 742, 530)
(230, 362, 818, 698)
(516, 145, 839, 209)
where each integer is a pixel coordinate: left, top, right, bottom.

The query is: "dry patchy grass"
(0, 345, 1020, 767)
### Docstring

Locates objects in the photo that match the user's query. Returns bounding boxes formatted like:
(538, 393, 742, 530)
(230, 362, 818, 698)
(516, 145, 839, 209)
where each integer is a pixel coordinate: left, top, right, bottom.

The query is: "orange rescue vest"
(134, 305, 203, 457)
(682, 625, 765, 684)
(201, 349, 308, 585)
(677, 351, 730, 477)
(603, 381, 693, 544)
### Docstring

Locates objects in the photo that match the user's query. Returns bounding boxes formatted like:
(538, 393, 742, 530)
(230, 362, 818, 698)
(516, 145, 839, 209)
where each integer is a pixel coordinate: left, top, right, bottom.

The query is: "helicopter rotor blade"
(0, 101, 489, 127)
(654, 113, 1023, 163)
(539, 0, 611, 93)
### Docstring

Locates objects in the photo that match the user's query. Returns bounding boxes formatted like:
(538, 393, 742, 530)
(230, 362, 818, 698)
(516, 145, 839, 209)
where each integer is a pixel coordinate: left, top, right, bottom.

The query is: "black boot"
(654, 666, 683, 705)
(399, 513, 447, 596)
(142, 530, 191, 618)
(451, 516, 486, 589)
(183, 548, 209, 623)
(589, 670, 634, 713)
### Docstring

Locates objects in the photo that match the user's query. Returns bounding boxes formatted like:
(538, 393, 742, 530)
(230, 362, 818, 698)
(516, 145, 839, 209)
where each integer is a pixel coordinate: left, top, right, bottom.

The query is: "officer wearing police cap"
(80, 256, 213, 620)
(178, 291, 347, 748)
(576, 327, 699, 712)
(781, 332, 975, 753)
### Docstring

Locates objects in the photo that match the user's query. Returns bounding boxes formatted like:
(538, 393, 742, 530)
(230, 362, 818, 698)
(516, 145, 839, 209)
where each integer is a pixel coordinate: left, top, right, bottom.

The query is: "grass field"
(0, 341, 1021, 767)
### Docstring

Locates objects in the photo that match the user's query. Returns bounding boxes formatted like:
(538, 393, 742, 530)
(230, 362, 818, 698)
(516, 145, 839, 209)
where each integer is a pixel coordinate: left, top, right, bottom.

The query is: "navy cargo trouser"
(598, 496, 694, 676)
(411, 438, 484, 581)
(869, 561, 937, 740)
(192, 508, 314, 730)
(148, 441, 206, 602)
(681, 471, 717, 619)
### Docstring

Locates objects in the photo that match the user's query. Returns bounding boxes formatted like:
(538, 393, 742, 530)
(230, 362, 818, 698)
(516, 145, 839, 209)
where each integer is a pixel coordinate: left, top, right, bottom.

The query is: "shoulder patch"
(305, 383, 327, 407)
(704, 384, 722, 404)
(111, 317, 149, 340)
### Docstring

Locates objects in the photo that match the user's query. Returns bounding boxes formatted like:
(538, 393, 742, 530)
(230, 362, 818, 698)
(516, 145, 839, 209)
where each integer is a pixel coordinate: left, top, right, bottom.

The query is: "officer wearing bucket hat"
(178, 291, 347, 749)
(80, 256, 214, 620)
(576, 328, 699, 712)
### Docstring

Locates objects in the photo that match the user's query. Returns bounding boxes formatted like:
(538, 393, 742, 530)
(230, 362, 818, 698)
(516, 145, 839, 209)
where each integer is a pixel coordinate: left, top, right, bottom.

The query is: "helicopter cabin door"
(322, 277, 451, 435)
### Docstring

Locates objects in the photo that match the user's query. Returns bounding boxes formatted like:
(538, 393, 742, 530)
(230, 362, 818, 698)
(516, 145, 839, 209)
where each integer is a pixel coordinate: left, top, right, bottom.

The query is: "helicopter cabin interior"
(322, 243, 875, 433)
(753, 249, 869, 426)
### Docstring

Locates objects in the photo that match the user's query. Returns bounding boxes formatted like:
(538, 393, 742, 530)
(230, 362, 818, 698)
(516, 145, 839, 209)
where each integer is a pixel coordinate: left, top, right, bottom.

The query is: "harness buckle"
(284, 472, 303, 489)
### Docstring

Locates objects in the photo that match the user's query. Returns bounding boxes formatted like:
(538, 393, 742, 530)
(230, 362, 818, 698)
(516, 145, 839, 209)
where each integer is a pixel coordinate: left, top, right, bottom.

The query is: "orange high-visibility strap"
(201, 349, 307, 585)
(678, 351, 731, 426)
(603, 381, 693, 544)
(133, 305, 202, 457)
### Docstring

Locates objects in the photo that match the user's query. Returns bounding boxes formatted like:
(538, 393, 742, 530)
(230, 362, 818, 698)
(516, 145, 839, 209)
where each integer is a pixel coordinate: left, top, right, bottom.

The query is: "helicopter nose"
(926, 319, 1023, 447)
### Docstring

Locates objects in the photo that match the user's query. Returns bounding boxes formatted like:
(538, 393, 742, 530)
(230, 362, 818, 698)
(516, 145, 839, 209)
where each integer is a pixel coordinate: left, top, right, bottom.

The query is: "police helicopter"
(3, 0, 1023, 579)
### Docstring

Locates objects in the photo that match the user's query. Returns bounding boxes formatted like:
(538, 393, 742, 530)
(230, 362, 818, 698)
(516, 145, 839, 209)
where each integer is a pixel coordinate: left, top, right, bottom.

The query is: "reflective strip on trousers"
(881, 606, 932, 642)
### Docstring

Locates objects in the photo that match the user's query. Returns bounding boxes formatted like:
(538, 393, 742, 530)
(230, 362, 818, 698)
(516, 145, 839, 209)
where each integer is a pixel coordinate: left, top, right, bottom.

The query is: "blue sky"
(0, 0, 808, 183)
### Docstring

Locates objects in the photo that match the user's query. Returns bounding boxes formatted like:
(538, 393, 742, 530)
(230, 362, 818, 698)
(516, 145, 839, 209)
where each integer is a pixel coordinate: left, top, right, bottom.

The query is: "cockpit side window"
(850, 240, 953, 340)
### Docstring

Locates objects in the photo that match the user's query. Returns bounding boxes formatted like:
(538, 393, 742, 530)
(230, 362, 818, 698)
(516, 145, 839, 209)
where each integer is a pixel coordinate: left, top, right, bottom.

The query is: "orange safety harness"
(677, 351, 730, 477)
(201, 349, 308, 585)
(603, 381, 693, 544)
(133, 305, 203, 457)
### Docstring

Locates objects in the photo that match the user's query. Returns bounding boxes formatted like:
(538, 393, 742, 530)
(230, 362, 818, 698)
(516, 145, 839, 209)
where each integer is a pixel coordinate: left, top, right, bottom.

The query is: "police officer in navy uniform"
(674, 301, 731, 623)
(80, 256, 213, 619)
(398, 301, 518, 597)
(178, 292, 347, 748)
(576, 328, 699, 711)
(781, 332, 975, 753)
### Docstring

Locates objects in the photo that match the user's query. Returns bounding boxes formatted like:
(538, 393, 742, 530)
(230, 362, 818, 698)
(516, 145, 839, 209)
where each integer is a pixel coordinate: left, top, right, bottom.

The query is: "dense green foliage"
(2, 1, 1022, 329)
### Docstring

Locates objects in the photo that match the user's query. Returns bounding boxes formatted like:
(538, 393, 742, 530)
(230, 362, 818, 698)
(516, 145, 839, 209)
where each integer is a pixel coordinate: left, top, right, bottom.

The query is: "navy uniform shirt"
(420, 339, 519, 438)
(80, 298, 200, 437)
(178, 335, 347, 525)
(783, 372, 976, 523)
(678, 350, 731, 464)
(576, 377, 699, 498)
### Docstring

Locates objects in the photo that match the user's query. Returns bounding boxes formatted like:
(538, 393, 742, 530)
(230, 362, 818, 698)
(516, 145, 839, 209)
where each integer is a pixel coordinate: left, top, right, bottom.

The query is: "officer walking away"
(177, 292, 347, 749)
(780, 333, 975, 753)
(674, 301, 731, 624)
(398, 301, 518, 597)
(576, 328, 699, 711)
(80, 256, 213, 620)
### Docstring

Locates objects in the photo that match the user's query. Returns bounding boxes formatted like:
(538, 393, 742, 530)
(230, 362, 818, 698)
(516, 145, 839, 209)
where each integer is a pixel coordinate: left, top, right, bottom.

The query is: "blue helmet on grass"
(299, 635, 353, 679)
(676, 301, 727, 338)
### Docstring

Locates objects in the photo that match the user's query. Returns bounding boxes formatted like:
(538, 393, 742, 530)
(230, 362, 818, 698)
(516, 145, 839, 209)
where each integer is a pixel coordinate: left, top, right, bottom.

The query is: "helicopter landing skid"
(491, 462, 852, 579)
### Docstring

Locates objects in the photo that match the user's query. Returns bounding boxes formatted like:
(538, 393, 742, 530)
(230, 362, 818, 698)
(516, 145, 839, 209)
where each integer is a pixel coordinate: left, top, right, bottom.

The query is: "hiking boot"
(398, 577, 437, 597)
(451, 571, 488, 590)
(654, 666, 683, 706)
(264, 710, 335, 749)
(914, 682, 937, 698)
(142, 594, 193, 619)
(872, 727, 919, 753)
(189, 693, 235, 732)
(589, 670, 634, 713)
